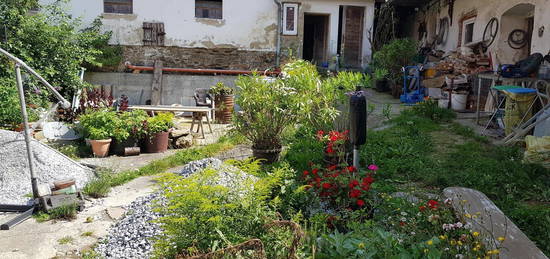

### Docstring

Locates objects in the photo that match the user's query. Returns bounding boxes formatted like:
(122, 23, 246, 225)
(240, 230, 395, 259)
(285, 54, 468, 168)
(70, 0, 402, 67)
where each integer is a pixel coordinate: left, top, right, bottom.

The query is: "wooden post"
(151, 60, 163, 105)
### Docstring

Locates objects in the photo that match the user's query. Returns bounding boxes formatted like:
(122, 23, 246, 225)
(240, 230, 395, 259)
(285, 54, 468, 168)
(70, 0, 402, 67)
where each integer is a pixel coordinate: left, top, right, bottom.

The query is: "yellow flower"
(472, 231, 479, 237)
(465, 213, 472, 218)
(457, 241, 463, 246)
(439, 235, 446, 240)
(498, 236, 506, 242)
(473, 247, 478, 251)
(358, 242, 365, 249)
(397, 208, 400, 211)
(424, 249, 429, 253)
(427, 240, 433, 245)
(491, 249, 500, 254)
(487, 250, 493, 255)
(473, 215, 478, 219)
(450, 240, 457, 245)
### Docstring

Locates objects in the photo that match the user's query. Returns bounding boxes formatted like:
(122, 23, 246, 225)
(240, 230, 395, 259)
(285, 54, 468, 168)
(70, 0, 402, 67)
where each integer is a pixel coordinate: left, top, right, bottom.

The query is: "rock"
(443, 187, 548, 259)
(169, 129, 189, 139)
(391, 192, 420, 204)
(174, 135, 193, 149)
(106, 207, 127, 220)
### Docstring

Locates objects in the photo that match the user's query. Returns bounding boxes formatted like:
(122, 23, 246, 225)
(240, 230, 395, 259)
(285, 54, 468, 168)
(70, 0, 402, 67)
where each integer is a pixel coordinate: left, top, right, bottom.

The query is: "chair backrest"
(194, 88, 211, 106)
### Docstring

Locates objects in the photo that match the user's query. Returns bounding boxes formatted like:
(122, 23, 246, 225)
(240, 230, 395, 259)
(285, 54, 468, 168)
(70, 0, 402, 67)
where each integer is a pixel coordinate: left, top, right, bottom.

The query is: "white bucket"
(438, 99, 449, 109)
(451, 93, 468, 111)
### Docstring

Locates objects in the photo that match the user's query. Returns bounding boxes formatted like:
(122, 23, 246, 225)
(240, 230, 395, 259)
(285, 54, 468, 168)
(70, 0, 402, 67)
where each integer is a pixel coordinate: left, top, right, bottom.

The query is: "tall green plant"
(372, 38, 418, 83)
(78, 109, 117, 140)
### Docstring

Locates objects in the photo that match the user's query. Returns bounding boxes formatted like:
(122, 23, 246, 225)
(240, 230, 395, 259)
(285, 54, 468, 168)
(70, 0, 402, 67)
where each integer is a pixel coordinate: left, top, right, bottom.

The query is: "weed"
(85, 216, 94, 223)
(81, 231, 94, 237)
(83, 175, 111, 198)
(382, 104, 393, 120)
(81, 249, 101, 259)
(58, 236, 74, 245)
(410, 99, 456, 122)
(33, 212, 51, 222)
(448, 122, 489, 143)
(51, 142, 92, 159)
(48, 203, 78, 221)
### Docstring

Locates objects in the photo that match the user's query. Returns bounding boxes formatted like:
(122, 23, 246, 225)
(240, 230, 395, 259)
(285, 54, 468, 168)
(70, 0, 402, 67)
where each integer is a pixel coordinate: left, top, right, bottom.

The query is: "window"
(143, 22, 165, 46)
(462, 18, 475, 45)
(196, 0, 223, 19)
(282, 3, 299, 35)
(104, 0, 133, 14)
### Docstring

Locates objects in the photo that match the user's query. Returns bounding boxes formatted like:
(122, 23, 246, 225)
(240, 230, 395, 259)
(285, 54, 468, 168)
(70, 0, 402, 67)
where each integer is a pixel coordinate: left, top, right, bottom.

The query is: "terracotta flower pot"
(252, 146, 282, 164)
(221, 95, 235, 123)
(144, 131, 169, 153)
(90, 139, 112, 158)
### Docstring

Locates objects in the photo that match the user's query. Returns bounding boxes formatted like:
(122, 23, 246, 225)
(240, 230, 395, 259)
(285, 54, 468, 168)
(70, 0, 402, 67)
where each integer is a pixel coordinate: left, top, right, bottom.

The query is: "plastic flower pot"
(90, 138, 112, 158)
(144, 131, 169, 153)
(252, 146, 282, 164)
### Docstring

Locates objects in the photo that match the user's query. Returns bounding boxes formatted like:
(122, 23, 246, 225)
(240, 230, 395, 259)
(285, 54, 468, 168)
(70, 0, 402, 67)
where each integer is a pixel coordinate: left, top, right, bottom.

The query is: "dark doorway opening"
(303, 14, 329, 66)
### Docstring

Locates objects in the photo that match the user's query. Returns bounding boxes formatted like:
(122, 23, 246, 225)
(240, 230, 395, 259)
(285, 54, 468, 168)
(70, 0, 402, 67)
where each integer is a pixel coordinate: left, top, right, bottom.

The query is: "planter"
(90, 139, 112, 158)
(112, 137, 139, 156)
(144, 131, 169, 153)
(216, 94, 235, 124)
(252, 146, 282, 164)
(375, 79, 390, 92)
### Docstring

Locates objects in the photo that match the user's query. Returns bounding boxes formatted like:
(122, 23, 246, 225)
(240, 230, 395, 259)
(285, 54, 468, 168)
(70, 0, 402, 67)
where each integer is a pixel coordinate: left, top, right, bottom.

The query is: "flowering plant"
(317, 130, 349, 164)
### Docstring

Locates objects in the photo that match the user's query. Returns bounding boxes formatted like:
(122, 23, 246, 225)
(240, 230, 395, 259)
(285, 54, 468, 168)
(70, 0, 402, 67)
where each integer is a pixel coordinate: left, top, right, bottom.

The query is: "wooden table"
(128, 105, 213, 138)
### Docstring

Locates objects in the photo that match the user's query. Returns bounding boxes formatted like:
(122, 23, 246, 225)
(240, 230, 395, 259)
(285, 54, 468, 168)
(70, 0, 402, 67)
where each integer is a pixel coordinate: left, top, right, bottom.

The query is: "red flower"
(317, 130, 325, 140)
(348, 180, 359, 188)
(363, 176, 375, 185)
(361, 183, 371, 191)
(347, 166, 357, 172)
(419, 205, 427, 212)
(315, 177, 321, 186)
(427, 200, 439, 210)
(303, 170, 309, 177)
(349, 189, 361, 198)
(312, 168, 319, 175)
(322, 183, 332, 189)
(399, 221, 406, 226)
(326, 146, 334, 153)
(356, 199, 365, 207)
(328, 165, 337, 171)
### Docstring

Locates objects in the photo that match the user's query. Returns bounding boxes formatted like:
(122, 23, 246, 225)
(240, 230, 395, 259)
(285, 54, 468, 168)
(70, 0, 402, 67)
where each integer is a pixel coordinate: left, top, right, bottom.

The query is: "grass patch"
(360, 109, 550, 254)
(50, 141, 92, 159)
(83, 173, 111, 198)
(34, 203, 78, 222)
(58, 236, 74, 245)
(81, 249, 101, 259)
(81, 231, 94, 237)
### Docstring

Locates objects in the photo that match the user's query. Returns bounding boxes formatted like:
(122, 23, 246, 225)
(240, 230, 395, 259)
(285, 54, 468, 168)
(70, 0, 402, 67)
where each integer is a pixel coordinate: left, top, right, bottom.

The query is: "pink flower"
(368, 164, 379, 171)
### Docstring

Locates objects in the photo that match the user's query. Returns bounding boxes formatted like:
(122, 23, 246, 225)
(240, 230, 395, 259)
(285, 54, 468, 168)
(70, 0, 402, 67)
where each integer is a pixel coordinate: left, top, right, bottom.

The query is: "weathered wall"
(409, 0, 550, 64)
(84, 72, 237, 106)
(281, 0, 375, 68)
(42, 0, 278, 51)
(121, 46, 276, 70)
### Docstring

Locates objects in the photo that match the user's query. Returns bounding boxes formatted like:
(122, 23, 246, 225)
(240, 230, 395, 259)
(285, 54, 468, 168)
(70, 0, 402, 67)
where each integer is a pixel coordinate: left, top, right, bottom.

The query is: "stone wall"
(119, 46, 276, 71)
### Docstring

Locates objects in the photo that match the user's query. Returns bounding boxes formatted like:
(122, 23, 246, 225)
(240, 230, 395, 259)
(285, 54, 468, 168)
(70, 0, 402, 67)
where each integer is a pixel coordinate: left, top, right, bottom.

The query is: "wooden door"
(342, 6, 365, 68)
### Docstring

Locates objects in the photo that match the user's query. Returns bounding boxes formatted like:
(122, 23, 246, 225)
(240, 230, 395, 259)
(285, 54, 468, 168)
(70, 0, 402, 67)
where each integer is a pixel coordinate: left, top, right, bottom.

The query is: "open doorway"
(499, 3, 535, 63)
(303, 14, 329, 66)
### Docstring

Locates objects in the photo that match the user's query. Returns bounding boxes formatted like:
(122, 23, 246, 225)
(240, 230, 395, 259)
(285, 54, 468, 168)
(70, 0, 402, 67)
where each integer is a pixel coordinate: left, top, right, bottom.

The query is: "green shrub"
(113, 110, 148, 141)
(372, 38, 418, 83)
(35, 203, 78, 222)
(410, 99, 456, 122)
(83, 176, 111, 198)
(78, 109, 117, 140)
(144, 112, 174, 135)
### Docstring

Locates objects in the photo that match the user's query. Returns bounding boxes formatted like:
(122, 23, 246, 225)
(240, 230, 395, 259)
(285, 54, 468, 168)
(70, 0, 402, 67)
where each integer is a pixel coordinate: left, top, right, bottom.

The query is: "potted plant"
(209, 82, 234, 123)
(373, 68, 390, 92)
(78, 109, 117, 158)
(142, 112, 174, 153)
(111, 110, 148, 155)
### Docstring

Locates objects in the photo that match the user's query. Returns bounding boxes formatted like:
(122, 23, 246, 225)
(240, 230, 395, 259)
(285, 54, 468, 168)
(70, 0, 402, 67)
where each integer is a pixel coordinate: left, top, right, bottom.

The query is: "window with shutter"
(143, 22, 165, 46)
(195, 0, 223, 19)
(104, 0, 133, 14)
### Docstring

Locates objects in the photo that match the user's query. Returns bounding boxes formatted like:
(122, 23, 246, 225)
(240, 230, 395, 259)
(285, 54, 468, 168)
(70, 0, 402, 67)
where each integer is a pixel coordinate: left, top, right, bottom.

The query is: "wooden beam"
(151, 60, 163, 105)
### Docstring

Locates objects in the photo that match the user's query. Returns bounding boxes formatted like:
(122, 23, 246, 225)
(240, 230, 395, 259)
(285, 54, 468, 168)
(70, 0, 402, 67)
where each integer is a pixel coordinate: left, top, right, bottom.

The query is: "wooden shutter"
(143, 22, 165, 46)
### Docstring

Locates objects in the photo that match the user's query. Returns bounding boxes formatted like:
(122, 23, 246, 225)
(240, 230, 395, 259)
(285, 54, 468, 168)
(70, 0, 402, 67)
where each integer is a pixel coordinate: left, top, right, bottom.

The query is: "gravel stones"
(96, 193, 164, 259)
(0, 130, 94, 205)
(178, 158, 223, 178)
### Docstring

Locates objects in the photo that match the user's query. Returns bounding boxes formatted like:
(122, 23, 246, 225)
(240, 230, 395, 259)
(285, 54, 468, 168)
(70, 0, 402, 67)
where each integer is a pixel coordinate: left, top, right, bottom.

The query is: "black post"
(349, 91, 367, 168)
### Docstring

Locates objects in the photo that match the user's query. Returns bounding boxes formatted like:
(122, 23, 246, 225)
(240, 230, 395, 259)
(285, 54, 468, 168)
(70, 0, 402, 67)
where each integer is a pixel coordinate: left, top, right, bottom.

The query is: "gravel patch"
(95, 158, 255, 258)
(96, 193, 164, 259)
(0, 130, 93, 205)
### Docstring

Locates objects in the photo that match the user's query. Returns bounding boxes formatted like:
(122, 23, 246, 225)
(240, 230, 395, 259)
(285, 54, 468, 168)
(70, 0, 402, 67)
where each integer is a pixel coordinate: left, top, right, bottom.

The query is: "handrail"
(0, 47, 71, 108)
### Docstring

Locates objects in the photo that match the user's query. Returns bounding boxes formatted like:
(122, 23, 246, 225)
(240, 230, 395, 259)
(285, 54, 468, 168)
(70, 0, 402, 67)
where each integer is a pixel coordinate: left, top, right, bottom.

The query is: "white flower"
(464, 222, 472, 229)
(401, 217, 407, 222)
(442, 224, 453, 231)
(410, 232, 416, 235)
(444, 248, 450, 251)
(455, 222, 463, 228)
(455, 254, 464, 259)
(401, 212, 408, 216)
(444, 198, 452, 205)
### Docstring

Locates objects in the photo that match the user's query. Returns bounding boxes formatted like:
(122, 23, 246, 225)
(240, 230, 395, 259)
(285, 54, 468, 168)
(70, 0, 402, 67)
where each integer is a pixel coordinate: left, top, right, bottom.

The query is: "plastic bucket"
(438, 99, 449, 109)
(451, 93, 468, 111)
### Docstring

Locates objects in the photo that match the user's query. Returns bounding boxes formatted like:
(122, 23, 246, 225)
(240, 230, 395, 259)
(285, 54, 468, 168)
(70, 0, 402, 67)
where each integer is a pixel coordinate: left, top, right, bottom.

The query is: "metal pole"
(15, 64, 40, 199)
(353, 145, 360, 169)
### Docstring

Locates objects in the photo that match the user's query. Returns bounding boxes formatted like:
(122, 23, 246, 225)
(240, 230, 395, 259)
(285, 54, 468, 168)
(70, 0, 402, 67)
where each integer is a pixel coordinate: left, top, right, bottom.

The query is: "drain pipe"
(274, 0, 282, 68)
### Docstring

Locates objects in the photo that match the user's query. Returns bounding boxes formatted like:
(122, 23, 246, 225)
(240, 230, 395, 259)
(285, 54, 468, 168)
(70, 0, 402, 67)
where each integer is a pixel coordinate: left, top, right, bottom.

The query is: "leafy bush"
(112, 110, 148, 141)
(78, 109, 117, 140)
(144, 112, 174, 135)
(410, 99, 456, 122)
(0, 78, 24, 127)
(372, 38, 418, 83)
(209, 81, 234, 96)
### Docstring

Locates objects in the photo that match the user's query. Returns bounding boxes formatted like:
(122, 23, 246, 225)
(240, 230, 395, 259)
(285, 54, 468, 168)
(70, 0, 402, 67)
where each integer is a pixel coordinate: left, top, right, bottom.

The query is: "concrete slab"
(0, 176, 157, 259)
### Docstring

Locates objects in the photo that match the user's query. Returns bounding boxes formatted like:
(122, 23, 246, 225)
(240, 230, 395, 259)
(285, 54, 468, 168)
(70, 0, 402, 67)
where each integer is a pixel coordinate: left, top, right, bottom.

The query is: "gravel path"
(95, 158, 253, 258)
(0, 130, 93, 205)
